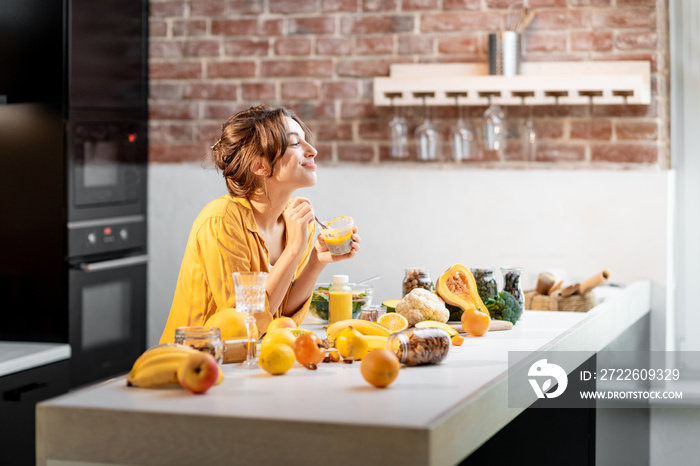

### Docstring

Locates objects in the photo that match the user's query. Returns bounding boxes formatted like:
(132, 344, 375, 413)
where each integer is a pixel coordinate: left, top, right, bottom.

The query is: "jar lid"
(332, 274, 349, 284)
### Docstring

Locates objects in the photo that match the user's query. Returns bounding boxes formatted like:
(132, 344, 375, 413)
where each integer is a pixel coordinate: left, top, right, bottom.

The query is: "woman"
(160, 105, 360, 343)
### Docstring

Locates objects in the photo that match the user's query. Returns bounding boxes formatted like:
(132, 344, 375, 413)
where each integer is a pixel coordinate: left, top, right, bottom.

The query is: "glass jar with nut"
(402, 267, 433, 297)
(174, 326, 224, 364)
(386, 327, 451, 366)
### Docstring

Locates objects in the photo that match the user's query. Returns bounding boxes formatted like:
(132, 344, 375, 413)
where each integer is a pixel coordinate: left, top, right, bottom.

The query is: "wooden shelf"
(373, 61, 651, 106)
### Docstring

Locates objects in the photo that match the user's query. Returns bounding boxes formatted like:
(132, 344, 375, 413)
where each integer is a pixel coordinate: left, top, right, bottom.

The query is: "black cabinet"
(0, 361, 70, 466)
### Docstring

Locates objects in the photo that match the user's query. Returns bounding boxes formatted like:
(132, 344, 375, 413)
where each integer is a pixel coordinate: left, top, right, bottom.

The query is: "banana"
(325, 319, 391, 343)
(364, 335, 388, 351)
(414, 320, 459, 337)
(129, 343, 199, 375)
(128, 358, 183, 387)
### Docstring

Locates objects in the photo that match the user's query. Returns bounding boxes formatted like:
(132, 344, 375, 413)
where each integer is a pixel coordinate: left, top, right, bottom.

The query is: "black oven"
(69, 255, 147, 387)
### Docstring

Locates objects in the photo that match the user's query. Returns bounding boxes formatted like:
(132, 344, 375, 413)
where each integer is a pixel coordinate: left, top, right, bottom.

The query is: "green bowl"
(309, 283, 373, 322)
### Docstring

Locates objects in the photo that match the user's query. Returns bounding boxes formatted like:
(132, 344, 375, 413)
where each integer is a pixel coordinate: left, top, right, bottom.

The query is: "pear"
(335, 326, 369, 361)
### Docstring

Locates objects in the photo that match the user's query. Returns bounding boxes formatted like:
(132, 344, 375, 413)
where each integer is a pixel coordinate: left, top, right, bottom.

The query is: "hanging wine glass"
(448, 92, 474, 162)
(415, 93, 441, 161)
(520, 94, 536, 162)
(388, 93, 409, 159)
(483, 94, 505, 153)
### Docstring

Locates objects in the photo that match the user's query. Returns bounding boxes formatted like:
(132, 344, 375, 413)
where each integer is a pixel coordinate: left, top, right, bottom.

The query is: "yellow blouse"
(159, 195, 316, 344)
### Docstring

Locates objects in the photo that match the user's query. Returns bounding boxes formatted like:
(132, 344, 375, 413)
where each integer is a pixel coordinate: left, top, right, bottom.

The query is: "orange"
(268, 317, 297, 332)
(451, 335, 465, 346)
(204, 308, 257, 341)
(360, 349, 401, 388)
(461, 308, 490, 337)
(377, 313, 409, 332)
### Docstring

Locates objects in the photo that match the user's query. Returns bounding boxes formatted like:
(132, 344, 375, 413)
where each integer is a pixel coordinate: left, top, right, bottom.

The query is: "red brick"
(289, 17, 335, 35)
(149, 122, 194, 142)
(530, 9, 589, 30)
(212, 19, 283, 36)
(617, 31, 658, 50)
(341, 102, 386, 119)
(322, 81, 359, 99)
(571, 31, 613, 52)
(241, 83, 276, 101)
(207, 61, 257, 78)
(322, 0, 358, 12)
(195, 123, 222, 142)
(150, 1, 185, 17)
(261, 59, 334, 77)
(532, 120, 565, 139)
(615, 121, 658, 140)
(150, 62, 203, 79)
(443, 0, 480, 9)
(150, 83, 185, 100)
(190, 0, 225, 16)
(270, 0, 319, 13)
(524, 32, 567, 52)
(358, 122, 390, 140)
(337, 144, 375, 162)
(421, 12, 501, 32)
(149, 102, 200, 120)
(570, 0, 610, 5)
(534, 143, 586, 162)
(184, 83, 238, 100)
(224, 39, 270, 56)
(281, 81, 319, 100)
(285, 102, 336, 120)
(485, 0, 512, 7)
(274, 38, 313, 56)
(149, 143, 208, 163)
(204, 103, 252, 120)
(312, 142, 333, 161)
(532, 105, 588, 118)
(172, 20, 207, 37)
(227, 0, 264, 14)
(617, 0, 656, 6)
(570, 120, 612, 140)
(356, 37, 395, 55)
(591, 143, 657, 163)
(316, 122, 353, 140)
(342, 16, 414, 34)
(592, 9, 656, 28)
(436, 34, 479, 54)
(149, 20, 168, 37)
(363, 0, 398, 12)
(337, 58, 404, 77)
(528, 0, 567, 6)
(593, 101, 657, 118)
(317, 38, 353, 55)
(150, 41, 184, 58)
(184, 40, 221, 57)
(403, 0, 439, 9)
(399, 35, 434, 54)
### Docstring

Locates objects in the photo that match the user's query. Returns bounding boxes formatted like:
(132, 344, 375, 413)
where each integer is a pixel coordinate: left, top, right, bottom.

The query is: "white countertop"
(0, 342, 71, 378)
(37, 282, 651, 466)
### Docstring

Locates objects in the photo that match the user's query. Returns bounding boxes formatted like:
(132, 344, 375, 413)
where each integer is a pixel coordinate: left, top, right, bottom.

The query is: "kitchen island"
(37, 282, 650, 466)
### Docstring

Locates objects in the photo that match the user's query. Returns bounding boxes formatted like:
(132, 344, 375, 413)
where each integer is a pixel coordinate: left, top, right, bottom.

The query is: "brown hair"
(211, 104, 313, 198)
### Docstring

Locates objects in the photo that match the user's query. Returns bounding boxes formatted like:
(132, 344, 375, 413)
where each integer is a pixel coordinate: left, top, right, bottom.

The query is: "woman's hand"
(282, 197, 315, 256)
(315, 226, 360, 263)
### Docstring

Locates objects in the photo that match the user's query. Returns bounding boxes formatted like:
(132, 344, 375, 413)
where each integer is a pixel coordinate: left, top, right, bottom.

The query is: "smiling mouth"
(302, 163, 317, 169)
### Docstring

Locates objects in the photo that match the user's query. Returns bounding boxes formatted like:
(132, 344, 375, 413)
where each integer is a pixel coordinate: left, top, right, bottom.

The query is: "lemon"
(204, 308, 257, 341)
(261, 328, 296, 352)
(335, 327, 369, 361)
(377, 313, 409, 332)
(259, 343, 295, 375)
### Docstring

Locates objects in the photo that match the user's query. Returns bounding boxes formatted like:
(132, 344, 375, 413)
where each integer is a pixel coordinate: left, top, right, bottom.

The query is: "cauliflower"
(395, 288, 449, 326)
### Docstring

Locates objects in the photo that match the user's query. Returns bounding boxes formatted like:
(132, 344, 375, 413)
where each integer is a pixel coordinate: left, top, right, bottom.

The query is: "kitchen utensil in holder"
(489, 31, 521, 76)
(525, 290, 597, 312)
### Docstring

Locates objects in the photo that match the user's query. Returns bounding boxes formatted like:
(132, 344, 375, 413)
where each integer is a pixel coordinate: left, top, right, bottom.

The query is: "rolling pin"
(561, 269, 611, 297)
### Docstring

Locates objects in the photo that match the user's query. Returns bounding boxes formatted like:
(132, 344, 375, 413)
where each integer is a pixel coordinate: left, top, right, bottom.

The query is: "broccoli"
(484, 291, 523, 324)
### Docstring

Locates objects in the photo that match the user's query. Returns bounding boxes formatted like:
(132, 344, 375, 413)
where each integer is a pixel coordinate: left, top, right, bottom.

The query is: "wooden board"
(448, 319, 513, 334)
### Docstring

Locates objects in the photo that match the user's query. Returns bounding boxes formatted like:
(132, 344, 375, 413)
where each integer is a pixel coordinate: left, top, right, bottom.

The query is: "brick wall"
(148, 0, 669, 168)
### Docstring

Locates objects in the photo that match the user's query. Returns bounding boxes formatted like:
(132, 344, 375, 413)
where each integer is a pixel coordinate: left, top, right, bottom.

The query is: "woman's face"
(271, 116, 318, 188)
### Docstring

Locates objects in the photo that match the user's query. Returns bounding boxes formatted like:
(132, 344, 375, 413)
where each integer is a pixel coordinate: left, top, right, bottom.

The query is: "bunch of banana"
(365, 335, 389, 351)
(325, 319, 391, 345)
(127, 344, 224, 388)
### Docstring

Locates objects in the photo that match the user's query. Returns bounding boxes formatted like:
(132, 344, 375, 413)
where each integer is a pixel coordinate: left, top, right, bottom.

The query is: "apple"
(267, 316, 297, 332)
(177, 351, 220, 394)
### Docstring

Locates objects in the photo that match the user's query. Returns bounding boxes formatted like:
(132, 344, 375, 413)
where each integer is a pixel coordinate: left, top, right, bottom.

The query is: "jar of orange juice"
(328, 275, 352, 324)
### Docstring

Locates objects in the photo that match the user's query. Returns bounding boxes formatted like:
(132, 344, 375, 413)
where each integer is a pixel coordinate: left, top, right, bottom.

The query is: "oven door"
(68, 255, 147, 388)
(67, 114, 147, 222)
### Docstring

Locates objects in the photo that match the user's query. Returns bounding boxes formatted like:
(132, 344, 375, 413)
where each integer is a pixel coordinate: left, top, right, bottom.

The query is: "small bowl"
(309, 282, 373, 322)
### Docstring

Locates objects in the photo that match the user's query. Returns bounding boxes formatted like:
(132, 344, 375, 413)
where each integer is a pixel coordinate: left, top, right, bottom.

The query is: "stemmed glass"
(520, 94, 536, 162)
(415, 93, 441, 161)
(483, 95, 505, 154)
(233, 271, 268, 369)
(388, 93, 409, 159)
(448, 92, 474, 162)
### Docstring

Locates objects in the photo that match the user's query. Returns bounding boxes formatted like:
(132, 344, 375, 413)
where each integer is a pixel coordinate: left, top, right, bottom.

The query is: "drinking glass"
(388, 94, 409, 159)
(233, 271, 268, 369)
(483, 99, 505, 153)
(521, 96, 536, 162)
(450, 95, 474, 162)
(415, 94, 441, 161)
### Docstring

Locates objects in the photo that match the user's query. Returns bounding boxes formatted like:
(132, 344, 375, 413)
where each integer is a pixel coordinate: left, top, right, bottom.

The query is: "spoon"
(355, 275, 380, 286)
(314, 216, 328, 229)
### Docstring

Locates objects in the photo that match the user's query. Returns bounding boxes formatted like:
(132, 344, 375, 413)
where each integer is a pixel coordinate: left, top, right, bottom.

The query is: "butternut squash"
(436, 264, 489, 319)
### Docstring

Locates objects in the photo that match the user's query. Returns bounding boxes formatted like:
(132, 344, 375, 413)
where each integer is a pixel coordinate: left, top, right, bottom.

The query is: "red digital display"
(104, 227, 112, 235)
